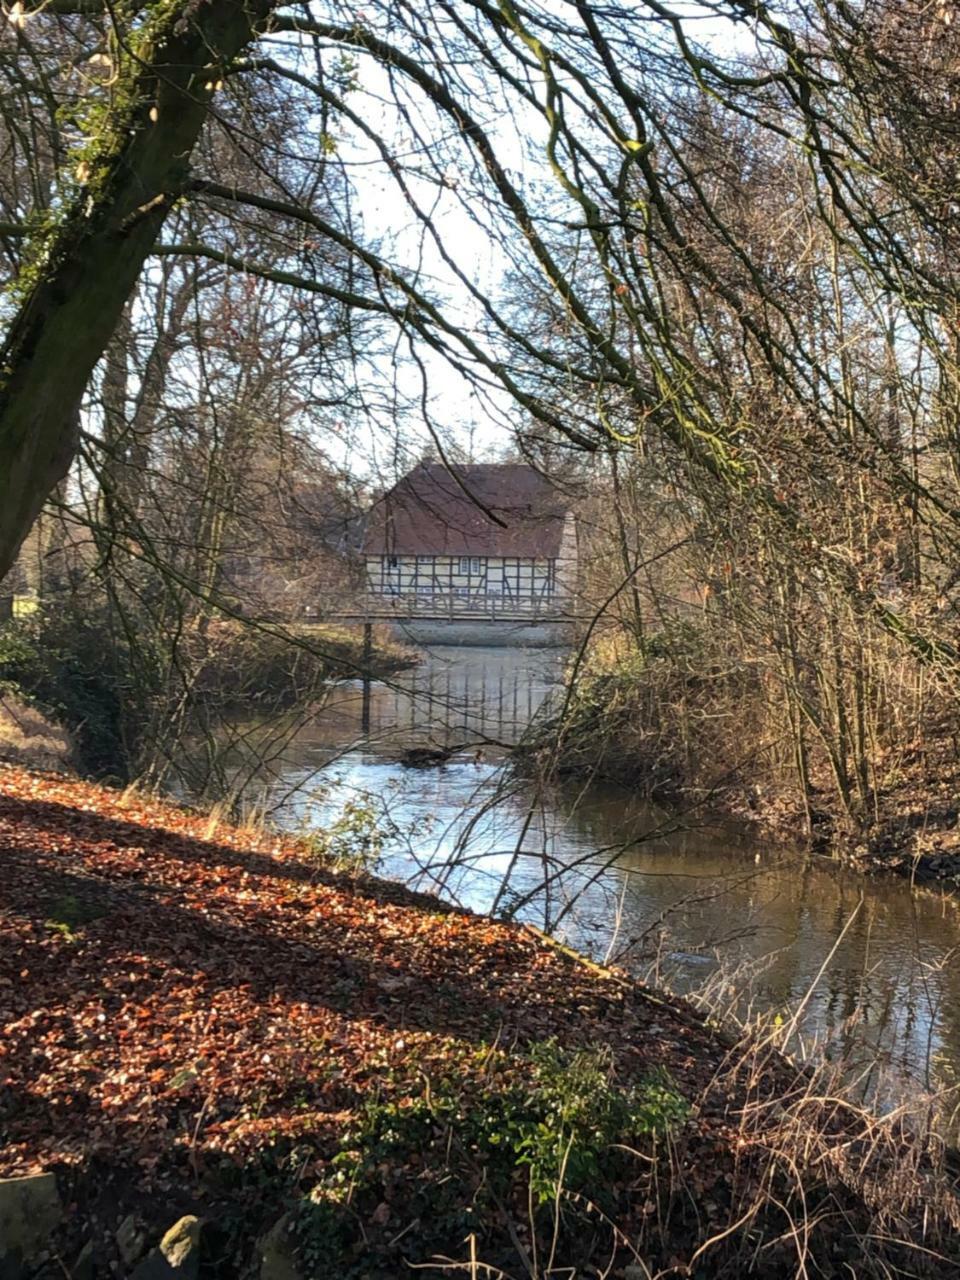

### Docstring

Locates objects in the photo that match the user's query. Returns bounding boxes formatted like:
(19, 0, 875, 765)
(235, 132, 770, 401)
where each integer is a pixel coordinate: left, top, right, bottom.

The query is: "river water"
(215, 645, 960, 1102)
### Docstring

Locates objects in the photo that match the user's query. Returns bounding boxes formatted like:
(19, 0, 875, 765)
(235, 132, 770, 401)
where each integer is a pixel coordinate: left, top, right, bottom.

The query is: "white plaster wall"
(365, 554, 555, 602)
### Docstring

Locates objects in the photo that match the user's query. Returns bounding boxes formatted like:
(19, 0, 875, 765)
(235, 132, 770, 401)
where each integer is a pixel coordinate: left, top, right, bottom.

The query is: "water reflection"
(286, 644, 563, 755)
(217, 645, 960, 1098)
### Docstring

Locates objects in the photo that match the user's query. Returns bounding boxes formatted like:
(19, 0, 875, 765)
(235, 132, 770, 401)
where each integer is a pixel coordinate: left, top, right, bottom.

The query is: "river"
(210, 644, 960, 1103)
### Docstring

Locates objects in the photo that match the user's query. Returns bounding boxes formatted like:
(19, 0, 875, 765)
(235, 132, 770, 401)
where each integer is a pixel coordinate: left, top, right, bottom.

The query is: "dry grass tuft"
(0, 691, 73, 772)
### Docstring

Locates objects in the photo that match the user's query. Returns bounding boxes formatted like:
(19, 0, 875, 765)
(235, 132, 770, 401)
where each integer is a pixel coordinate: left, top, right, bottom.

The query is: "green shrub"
(299, 796, 386, 873)
(507, 1039, 688, 1203)
(291, 1040, 689, 1274)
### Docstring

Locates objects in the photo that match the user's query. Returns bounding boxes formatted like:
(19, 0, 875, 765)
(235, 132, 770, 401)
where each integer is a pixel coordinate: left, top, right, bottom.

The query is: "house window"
(387, 556, 399, 569)
(458, 556, 481, 575)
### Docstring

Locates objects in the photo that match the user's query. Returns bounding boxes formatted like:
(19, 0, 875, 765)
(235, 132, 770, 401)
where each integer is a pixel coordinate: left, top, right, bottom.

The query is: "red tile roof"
(362, 463, 569, 558)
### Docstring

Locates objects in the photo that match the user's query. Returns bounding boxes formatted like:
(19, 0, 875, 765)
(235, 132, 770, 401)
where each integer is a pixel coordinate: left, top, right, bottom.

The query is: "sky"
(311, 3, 759, 484)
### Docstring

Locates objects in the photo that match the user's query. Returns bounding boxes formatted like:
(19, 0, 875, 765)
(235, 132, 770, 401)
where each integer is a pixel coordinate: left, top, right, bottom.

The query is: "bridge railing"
(310, 591, 567, 622)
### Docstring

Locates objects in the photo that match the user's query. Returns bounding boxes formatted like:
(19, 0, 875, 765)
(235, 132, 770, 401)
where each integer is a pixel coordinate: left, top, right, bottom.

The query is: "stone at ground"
(117, 1213, 147, 1268)
(258, 1214, 303, 1280)
(0, 1172, 62, 1273)
(131, 1215, 202, 1279)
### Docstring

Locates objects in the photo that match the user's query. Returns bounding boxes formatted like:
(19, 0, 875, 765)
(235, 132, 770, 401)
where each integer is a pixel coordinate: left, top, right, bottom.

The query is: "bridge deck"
(324, 612, 574, 624)
(313, 594, 576, 625)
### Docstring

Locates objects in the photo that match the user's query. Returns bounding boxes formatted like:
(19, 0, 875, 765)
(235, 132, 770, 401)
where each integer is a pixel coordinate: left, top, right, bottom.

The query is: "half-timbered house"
(362, 463, 577, 615)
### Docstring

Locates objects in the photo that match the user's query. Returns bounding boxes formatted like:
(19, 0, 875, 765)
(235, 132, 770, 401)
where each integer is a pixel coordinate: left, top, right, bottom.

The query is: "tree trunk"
(0, 0, 275, 580)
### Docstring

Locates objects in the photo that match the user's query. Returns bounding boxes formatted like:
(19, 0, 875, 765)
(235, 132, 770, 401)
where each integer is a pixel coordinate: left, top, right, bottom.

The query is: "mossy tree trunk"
(0, 0, 276, 581)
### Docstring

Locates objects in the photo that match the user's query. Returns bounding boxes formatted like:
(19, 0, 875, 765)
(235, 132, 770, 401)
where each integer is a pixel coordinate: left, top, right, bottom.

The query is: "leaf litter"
(1, 763, 958, 1277)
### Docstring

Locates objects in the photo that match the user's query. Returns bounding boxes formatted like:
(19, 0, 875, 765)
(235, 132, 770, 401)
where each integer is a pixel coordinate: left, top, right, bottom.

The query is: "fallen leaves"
(0, 762, 740, 1267)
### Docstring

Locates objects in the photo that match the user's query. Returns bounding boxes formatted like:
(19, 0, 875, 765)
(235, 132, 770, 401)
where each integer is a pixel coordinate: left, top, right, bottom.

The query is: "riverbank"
(524, 639, 960, 889)
(192, 620, 419, 703)
(1, 765, 958, 1278)
(0, 617, 417, 780)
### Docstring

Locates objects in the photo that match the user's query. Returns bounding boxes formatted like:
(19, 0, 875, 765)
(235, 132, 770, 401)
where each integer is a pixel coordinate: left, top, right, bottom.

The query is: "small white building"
(362, 462, 577, 615)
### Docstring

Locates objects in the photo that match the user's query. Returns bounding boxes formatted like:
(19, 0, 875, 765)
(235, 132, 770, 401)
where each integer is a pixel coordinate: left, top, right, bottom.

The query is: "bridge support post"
(361, 621, 372, 734)
(360, 622, 376, 742)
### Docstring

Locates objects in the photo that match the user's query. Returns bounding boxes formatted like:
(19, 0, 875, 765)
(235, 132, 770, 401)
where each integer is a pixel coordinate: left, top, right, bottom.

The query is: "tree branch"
(152, 241, 386, 312)
(185, 177, 601, 451)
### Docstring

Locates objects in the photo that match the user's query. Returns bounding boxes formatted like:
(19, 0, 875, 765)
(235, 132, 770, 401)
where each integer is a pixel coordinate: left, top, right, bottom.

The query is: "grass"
(0, 688, 73, 771)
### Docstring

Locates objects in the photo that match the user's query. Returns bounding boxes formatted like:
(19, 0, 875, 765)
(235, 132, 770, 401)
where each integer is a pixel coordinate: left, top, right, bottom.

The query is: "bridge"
(310, 592, 576, 626)
(304, 595, 575, 729)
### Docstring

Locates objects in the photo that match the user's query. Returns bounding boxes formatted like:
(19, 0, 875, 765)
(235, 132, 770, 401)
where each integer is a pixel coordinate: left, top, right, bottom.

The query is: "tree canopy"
(2, 0, 960, 670)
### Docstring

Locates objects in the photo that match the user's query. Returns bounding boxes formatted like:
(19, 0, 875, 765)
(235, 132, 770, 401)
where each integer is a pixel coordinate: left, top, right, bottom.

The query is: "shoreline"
(521, 720, 960, 892)
(0, 618, 419, 781)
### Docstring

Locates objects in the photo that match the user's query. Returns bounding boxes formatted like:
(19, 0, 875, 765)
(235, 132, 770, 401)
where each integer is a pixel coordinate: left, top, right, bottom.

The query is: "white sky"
(312, 4, 759, 483)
